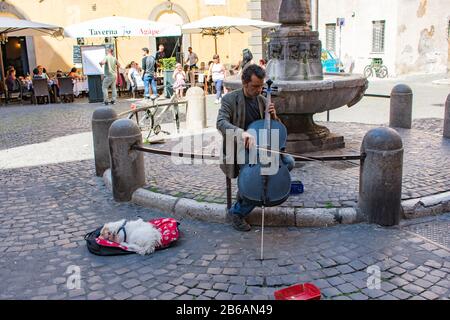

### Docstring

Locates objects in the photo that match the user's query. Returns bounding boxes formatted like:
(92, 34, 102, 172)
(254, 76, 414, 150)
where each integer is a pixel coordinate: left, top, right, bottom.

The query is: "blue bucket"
(290, 181, 304, 195)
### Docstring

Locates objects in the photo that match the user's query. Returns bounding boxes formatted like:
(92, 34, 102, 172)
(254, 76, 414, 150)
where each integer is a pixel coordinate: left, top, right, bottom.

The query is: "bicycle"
(126, 83, 189, 142)
(363, 58, 388, 79)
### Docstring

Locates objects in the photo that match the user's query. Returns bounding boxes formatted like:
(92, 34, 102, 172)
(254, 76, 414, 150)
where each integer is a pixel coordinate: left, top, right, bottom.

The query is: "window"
(325, 23, 336, 52)
(372, 20, 385, 53)
(448, 20, 450, 39)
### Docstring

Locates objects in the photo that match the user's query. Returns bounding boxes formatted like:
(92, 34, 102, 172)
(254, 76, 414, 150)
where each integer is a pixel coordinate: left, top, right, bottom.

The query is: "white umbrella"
(64, 16, 181, 38)
(0, 17, 63, 82)
(0, 16, 63, 37)
(182, 16, 280, 54)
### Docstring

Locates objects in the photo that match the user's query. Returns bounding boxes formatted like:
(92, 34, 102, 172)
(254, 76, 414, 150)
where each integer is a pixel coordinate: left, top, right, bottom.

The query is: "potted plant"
(161, 57, 177, 98)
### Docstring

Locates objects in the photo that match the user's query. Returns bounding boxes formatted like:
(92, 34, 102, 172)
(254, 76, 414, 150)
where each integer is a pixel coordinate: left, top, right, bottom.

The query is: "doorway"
(155, 36, 182, 62)
(1, 36, 29, 77)
(156, 11, 184, 63)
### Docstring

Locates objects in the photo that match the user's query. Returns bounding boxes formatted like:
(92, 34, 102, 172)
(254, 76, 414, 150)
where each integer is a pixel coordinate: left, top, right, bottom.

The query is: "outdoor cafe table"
(73, 79, 88, 97)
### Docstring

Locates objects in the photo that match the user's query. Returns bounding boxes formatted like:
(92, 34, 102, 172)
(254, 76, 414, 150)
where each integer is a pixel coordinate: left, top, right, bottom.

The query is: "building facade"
(261, 0, 449, 77)
(3, 0, 446, 77)
(0, 0, 264, 75)
(316, 0, 450, 76)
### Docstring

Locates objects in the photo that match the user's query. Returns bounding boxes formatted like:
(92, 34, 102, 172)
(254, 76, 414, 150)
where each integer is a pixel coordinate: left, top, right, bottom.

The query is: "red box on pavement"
(274, 283, 321, 300)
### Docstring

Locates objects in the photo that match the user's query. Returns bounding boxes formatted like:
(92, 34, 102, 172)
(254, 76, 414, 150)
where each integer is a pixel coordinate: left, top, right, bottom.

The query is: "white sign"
(81, 45, 106, 76)
(336, 18, 345, 27)
(204, 0, 226, 5)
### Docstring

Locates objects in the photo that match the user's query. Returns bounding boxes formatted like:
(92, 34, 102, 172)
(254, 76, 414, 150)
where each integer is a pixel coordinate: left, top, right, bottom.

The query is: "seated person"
(199, 62, 206, 73)
(32, 68, 41, 79)
(19, 75, 32, 91)
(127, 61, 144, 94)
(38, 66, 50, 80)
(33, 66, 56, 101)
(197, 62, 207, 84)
(67, 67, 81, 80)
(5, 69, 18, 92)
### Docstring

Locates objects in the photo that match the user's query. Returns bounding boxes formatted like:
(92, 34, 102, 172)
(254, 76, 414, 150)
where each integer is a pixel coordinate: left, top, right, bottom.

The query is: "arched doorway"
(149, 2, 190, 62)
(156, 11, 184, 62)
(0, 1, 36, 76)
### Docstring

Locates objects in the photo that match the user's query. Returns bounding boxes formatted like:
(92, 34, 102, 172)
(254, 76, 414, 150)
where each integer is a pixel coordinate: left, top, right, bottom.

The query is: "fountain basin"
(224, 73, 368, 153)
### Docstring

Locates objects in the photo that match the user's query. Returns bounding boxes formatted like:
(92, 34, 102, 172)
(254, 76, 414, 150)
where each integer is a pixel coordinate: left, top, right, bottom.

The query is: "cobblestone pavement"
(143, 120, 450, 207)
(1, 101, 449, 300)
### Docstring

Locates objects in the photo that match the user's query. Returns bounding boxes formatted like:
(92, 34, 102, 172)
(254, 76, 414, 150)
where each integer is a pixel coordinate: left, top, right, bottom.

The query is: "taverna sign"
(65, 17, 176, 39)
(88, 27, 160, 37)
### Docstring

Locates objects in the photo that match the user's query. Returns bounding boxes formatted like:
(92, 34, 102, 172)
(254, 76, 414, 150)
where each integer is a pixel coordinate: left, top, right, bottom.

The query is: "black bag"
(84, 227, 134, 256)
(85, 218, 180, 256)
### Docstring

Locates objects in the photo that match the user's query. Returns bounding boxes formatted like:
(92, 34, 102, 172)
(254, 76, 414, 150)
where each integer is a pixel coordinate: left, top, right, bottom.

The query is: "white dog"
(100, 218, 162, 255)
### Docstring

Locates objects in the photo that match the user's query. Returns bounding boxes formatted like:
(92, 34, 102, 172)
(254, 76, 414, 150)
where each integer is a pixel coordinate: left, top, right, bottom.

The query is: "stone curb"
(103, 169, 358, 227)
(401, 191, 450, 219)
(102, 169, 450, 227)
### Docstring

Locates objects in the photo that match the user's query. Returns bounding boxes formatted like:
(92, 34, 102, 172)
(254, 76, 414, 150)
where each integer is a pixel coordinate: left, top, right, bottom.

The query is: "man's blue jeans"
(229, 154, 295, 217)
(143, 74, 157, 97)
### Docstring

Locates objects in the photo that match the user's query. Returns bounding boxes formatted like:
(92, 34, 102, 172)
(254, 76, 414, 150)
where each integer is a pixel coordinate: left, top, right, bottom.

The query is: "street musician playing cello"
(216, 64, 295, 232)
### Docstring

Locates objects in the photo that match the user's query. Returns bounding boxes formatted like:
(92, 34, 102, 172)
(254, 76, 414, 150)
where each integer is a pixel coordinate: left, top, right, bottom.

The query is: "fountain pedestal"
(279, 113, 345, 152)
(224, 0, 368, 154)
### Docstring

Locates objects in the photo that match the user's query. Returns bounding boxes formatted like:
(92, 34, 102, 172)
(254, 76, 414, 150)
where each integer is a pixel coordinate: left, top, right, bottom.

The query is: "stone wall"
(395, 0, 449, 75)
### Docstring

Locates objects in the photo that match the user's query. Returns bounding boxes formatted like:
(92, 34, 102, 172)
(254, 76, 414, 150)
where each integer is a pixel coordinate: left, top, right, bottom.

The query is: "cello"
(237, 79, 292, 208)
(237, 79, 291, 259)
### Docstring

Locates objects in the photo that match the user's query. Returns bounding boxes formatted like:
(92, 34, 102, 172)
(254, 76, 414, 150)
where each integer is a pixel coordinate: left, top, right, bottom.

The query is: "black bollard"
(444, 94, 450, 139)
(108, 119, 145, 202)
(359, 127, 403, 226)
(92, 107, 118, 177)
(389, 84, 413, 129)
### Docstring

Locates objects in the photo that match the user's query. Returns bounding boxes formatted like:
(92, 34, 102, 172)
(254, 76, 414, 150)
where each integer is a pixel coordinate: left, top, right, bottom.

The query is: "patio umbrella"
(0, 17, 63, 82)
(181, 16, 280, 54)
(64, 16, 181, 60)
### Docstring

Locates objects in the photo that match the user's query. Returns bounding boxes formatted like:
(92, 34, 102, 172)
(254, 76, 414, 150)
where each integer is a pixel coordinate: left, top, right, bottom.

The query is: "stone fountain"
(224, 0, 368, 153)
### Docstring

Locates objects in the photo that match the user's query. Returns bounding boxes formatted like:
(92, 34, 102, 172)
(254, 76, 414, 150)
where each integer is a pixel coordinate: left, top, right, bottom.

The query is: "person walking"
(208, 54, 226, 104)
(141, 47, 158, 99)
(172, 63, 186, 99)
(99, 48, 120, 105)
(185, 47, 199, 70)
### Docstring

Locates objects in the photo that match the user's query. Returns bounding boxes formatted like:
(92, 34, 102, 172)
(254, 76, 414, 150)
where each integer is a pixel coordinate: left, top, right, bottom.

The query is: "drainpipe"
(315, 0, 319, 31)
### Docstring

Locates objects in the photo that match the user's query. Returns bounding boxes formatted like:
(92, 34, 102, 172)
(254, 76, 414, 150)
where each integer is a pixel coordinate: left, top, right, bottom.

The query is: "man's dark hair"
(241, 64, 266, 84)
(142, 47, 149, 54)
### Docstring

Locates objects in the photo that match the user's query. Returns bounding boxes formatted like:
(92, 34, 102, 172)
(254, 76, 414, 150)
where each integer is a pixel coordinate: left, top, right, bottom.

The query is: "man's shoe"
(228, 213, 251, 232)
(104, 101, 109, 106)
(110, 100, 116, 105)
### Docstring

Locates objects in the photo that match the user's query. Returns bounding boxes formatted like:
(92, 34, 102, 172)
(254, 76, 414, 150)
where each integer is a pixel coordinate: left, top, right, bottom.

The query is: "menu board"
(73, 45, 82, 64)
(81, 45, 106, 75)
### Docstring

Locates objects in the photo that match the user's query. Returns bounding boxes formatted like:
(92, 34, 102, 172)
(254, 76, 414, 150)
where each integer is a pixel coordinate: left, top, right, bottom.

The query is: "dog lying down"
(100, 218, 162, 255)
